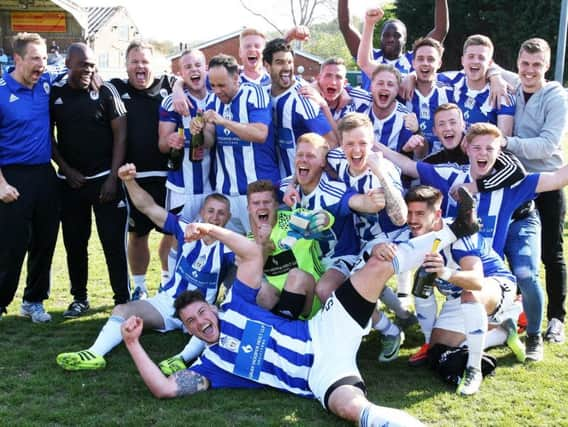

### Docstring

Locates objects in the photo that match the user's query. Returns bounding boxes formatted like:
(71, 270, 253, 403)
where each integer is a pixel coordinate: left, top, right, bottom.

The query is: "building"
(0, 1, 139, 77)
(171, 29, 323, 81)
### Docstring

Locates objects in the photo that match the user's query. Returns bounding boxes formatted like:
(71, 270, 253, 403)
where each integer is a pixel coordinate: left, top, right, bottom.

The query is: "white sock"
(461, 302, 487, 370)
(359, 404, 424, 427)
(415, 293, 437, 343)
(132, 275, 147, 292)
(380, 287, 408, 318)
(177, 336, 206, 362)
(373, 312, 400, 336)
(167, 249, 178, 277)
(392, 225, 456, 274)
(484, 327, 507, 349)
(396, 271, 412, 296)
(161, 270, 170, 286)
(88, 315, 125, 356)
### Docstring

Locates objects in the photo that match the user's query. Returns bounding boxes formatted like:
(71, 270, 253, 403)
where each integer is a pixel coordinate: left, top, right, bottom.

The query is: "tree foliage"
(395, 0, 563, 78)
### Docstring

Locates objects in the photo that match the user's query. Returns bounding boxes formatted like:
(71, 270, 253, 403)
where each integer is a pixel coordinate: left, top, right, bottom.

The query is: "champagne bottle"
(412, 238, 441, 299)
(190, 111, 204, 162)
(167, 127, 184, 170)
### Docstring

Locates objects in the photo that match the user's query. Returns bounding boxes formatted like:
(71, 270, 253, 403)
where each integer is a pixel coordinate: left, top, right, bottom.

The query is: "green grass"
(2, 228, 568, 426)
(4, 132, 568, 426)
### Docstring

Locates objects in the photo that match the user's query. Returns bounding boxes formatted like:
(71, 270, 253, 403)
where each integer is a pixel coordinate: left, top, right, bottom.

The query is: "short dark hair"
(405, 185, 443, 211)
(412, 37, 444, 58)
(208, 54, 240, 76)
(174, 290, 206, 319)
(262, 38, 293, 65)
(247, 180, 277, 201)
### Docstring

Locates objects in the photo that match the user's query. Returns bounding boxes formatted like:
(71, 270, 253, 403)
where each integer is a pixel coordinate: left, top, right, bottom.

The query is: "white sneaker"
(457, 366, 482, 395)
(20, 301, 52, 323)
(544, 318, 565, 343)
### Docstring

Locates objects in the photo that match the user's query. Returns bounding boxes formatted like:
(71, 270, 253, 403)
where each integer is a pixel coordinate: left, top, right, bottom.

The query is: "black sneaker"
(449, 187, 480, 238)
(63, 301, 90, 319)
(525, 334, 544, 362)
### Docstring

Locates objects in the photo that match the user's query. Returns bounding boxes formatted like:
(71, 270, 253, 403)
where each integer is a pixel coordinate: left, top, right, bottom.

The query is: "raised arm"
(357, 8, 384, 80)
(119, 163, 167, 228)
(535, 163, 568, 194)
(338, 0, 362, 58)
(185, 223, 264, 288)
(425, 0, 449, 43)
(121, 316, 210, 399)
(374, 142, 419, 178)
(366, 152, 408, 226)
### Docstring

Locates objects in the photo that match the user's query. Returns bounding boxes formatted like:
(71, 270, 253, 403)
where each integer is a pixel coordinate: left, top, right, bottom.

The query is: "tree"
(395, 0, 563, 77)
(239, 0, 336, 35)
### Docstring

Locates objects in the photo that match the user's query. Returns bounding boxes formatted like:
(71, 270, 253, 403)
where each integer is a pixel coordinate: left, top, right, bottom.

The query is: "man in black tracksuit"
(51, 43, 129, 316)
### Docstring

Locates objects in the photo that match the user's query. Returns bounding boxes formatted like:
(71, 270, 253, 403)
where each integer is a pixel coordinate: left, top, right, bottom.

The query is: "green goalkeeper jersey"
(249, 210, 326, 318)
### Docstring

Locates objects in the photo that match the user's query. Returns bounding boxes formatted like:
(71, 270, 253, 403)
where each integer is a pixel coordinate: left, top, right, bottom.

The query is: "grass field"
(1, 222, 568, 426)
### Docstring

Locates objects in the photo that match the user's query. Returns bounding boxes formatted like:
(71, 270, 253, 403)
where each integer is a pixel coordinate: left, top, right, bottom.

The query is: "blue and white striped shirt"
(272, 81, 333, 177)
(280, 173, 359, 258)
(191, 278, 315, 396)
(159, 91, 212, 195)
(360, 50, 414, 91)
(405, 83, 454, 154)
(207, 83, 279, 195)
(159, 213, 235, 303)
(367, 101, 413, 152)
(327, 148, 403, 243)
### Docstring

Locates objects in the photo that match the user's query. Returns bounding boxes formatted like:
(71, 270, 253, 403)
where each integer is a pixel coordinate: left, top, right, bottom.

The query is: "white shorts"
(146, 292, 183, 332)
(307, 292, 371, 406)
(180, 194, 207, 222)
(434, 277, 518, 333)
(225, 194, 251, 234)
(324, 254, 359, 278)
(166, 188, 186, 212)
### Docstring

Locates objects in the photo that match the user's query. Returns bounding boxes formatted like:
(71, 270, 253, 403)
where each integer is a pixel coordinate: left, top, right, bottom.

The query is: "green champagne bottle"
(412, 238, 441, 299)
(190, 111, 204, 162)
(167, 127, 184, 170)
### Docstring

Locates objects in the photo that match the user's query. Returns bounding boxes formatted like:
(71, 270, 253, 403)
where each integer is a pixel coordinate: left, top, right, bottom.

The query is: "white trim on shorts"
(307, 292, 370, 406)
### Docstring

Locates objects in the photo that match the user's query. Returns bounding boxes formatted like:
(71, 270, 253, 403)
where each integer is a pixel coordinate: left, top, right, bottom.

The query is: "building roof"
(193, 29, 242, 50)
(193, 29, 323, 64)
(87, 6, 123, 36)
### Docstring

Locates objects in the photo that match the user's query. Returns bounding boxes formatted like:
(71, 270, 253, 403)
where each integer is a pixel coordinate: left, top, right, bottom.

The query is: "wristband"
(439, 267, 454, 281)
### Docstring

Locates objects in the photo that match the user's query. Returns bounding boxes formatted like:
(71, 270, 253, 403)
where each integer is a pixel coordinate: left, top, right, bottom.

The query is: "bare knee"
(327, 385, 367, 423)
(284, 268, 315, 294)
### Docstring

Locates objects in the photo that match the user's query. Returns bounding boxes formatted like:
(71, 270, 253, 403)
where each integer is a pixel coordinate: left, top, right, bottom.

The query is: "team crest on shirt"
(193, 255, 206, 270)
(90, 90, 99, 101)
(160, 88, 168, 98)
(220, 334, 239, 351)
(43, 82, 50, 94)
(223, 106, 233, 121)
(224, 128, 231, 136)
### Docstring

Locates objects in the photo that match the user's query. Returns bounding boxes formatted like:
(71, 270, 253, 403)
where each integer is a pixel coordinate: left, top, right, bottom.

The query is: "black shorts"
(127, 179, 169, 236)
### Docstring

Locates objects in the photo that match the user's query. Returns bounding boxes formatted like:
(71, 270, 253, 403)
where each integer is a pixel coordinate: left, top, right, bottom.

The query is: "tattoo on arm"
(376, 171, 408, 226)
(173, 370, 210, 397)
